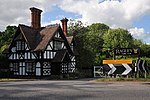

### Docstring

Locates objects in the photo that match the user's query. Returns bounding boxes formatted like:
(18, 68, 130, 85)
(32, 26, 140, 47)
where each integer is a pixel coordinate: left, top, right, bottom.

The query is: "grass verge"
(93, 78, 150, 82)
(0, 78, 34, 82)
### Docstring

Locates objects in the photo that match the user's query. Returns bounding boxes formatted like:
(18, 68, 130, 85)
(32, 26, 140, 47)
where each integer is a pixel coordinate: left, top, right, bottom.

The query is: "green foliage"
(140, 57, 150, 66)
(83, 23, 110, 65)
(68, 19, 86, 36)
(68, 21, 110, 68)
(0, 26, 17, 53)
(140, 44, 150, 58)
(103, 28, 133, 48)
(85, 23, 109, 53)
(132, 39, 143, 48)
(0, 26, 17, 69)
(0, 44, 8, 54)
(102, 28, 135, 59)
(68, 20, 150, 70)
(0, 54, 9, 69)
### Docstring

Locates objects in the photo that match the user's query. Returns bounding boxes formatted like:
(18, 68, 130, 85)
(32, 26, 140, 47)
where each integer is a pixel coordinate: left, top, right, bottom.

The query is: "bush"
(0, 54, 9, 69)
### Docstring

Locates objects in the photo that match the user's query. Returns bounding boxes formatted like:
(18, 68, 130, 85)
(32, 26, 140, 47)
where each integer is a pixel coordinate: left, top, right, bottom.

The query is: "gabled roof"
(12, 24, 59, 51)
(52, 50, 71, 62)
(34, 25, 59, 51)
(19, 24, 43, 50)
(66, 36, 78, 55)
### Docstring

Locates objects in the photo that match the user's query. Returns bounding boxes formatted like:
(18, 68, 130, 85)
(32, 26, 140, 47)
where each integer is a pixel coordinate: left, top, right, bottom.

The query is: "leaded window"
(13, 63, 18, 72)
(62, 63, 68, 73)
(43, 62, 51, 75)
(26, 62, 35, 73)
(16, 41, 25, 51)
(54, 41, 62, 50)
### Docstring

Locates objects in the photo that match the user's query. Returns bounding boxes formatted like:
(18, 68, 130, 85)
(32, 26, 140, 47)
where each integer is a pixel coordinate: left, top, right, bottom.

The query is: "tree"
(0, 26, 17, 70)
(0, 26, 17, 53)
(68, 21, 110, 68)
(68, 20, 89, 68)
(84, 23, 109, 53)
(132, 39, 143, 48)
(68, 19, 86, 36)
(140, 44, 150, 58)
(102, 28, 134, 59)
(84, 23, 109, 65)
(103, 28, 133, 48)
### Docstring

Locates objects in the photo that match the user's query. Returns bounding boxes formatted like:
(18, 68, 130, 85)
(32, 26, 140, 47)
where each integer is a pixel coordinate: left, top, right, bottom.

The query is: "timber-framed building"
(6, 7, 77, 77)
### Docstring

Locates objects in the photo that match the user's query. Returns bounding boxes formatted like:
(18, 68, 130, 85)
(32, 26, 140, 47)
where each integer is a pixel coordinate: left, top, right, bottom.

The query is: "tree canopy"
(68, 20, 149, 68)
(0, 26, 17, 69)
(0, 26, 17, 53)
(103, 28, 133, 48)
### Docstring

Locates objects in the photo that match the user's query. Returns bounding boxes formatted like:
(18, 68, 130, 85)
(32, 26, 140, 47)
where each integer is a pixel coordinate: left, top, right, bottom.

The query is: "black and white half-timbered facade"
(6, 7, 77, 77)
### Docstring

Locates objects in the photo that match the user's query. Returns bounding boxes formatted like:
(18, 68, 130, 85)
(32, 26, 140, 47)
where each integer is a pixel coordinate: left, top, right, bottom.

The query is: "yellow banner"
(103, 60, 132, 64)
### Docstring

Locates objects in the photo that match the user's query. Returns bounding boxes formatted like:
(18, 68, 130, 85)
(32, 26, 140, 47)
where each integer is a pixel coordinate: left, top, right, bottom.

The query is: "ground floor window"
(43, 62, 51, 75)
(13, 63, 18, 72)
(26, 62, 35, 73)
(62, 63, 68, 73)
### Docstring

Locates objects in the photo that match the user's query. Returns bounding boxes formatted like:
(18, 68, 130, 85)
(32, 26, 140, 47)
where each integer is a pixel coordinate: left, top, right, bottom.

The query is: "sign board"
(94, 66, 104, 77)
(103, 60, 132, 64)
(103, 60, 132, 75)
(137, 60, 149, 73)
(103, 64, 132, 75)
(114, 48, 140, 55)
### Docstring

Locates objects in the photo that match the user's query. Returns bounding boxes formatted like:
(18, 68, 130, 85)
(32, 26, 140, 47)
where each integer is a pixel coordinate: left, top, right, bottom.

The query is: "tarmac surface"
(0, 79, 150, 100)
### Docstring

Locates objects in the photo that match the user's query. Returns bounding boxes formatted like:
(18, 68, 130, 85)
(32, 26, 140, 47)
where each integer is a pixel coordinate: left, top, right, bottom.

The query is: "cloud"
(58, 0, 150, 28)
(0, 0, 59, 31)
(57, 0, 150, 43)
(42, 19, 61, 28)
(129, 27, 150, 43)
(1, 0, 150, 31)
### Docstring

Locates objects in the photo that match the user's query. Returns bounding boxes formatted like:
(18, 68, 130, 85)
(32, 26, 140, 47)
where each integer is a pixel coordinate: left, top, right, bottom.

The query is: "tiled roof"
(19, 24, 42, 50)
(34, 25, 59, 51)
(16, 24, 59, 51)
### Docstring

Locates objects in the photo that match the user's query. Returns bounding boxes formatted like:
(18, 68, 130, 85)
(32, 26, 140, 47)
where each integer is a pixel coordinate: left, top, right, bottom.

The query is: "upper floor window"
(54, 41, 62, 50)
(54, 32, 60, 38)
(16, 40, 25, 51)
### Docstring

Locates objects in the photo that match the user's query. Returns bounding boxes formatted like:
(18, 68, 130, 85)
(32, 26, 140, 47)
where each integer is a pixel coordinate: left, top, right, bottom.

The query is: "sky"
(0, 0, 150, 43)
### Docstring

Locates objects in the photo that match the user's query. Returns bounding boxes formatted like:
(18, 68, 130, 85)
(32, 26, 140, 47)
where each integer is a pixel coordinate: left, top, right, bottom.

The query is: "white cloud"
(129, 27, 150, 43)
(57, 0, 150, 43)
(1, 0, 150, 31)
(42, 19, 61, 27)
(58, 0, 150, 29)
(0, 0, 59, 31)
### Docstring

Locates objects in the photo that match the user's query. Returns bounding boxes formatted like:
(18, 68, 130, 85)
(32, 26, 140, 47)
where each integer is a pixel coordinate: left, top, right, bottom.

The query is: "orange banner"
(103, 60, 132, 64)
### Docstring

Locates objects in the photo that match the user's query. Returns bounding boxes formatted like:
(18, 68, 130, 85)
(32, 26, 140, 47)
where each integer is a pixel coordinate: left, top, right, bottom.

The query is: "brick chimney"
(30, 7, 42, 29)
(60, 18, 68, 36)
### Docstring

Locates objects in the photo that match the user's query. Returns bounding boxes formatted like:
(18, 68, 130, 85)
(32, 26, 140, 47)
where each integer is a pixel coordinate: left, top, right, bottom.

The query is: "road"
(0, 79, 150, 100)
